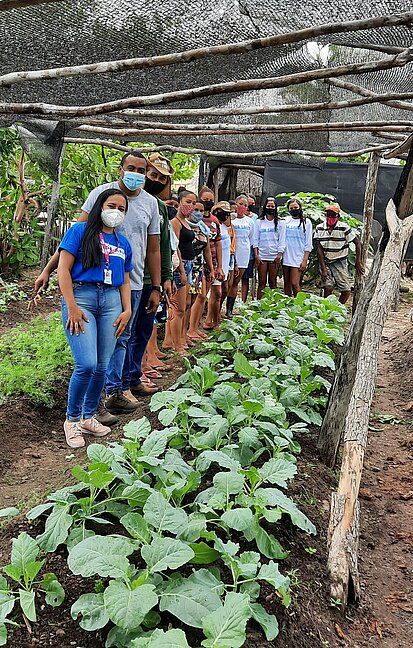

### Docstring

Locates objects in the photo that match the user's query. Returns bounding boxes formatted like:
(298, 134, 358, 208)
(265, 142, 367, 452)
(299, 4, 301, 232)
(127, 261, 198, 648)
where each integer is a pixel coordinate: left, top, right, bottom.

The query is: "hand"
(299, 260, 307, 273)
(34, 269, 50, 293)
(355, 261, 365, 275)
(234, 266, 239, 279)
(163, 280, 172, 302)
(254, 256, 261, 268)
(205, 271, 214, 284)
(146, 289, 161, 313)
(66, 305, 89, 336)
(114, 310, 131, 338)
(172, 280, 177, 295)
(215, 267, 225, 281)
(321, 270, 328, 282)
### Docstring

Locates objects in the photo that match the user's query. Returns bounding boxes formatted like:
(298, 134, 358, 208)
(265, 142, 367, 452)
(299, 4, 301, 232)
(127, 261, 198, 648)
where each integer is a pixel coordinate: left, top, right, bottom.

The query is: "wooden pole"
(63, 137, 391, 159)
(1, 49, 413, 117)
(0, 0, 62, 10)
(327, 200, 413, 607)
(327, 77, 413, 112)
(352, 151, 380, 313)
(1, 13, 412, 86)
(40, 144, 65, 268)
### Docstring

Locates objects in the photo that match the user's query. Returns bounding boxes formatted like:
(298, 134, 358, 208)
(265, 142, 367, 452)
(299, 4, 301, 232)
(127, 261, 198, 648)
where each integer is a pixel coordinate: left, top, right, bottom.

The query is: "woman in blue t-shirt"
(58, 188, 133, 448)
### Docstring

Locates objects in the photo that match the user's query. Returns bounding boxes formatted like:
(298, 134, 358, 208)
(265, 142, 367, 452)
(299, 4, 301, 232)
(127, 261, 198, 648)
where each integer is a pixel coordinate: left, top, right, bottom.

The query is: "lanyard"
(99, 231, 120, 267)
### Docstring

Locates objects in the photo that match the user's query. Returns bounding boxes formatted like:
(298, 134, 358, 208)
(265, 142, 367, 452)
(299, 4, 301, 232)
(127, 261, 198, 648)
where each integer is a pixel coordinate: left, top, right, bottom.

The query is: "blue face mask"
(122, 171, 145, 191)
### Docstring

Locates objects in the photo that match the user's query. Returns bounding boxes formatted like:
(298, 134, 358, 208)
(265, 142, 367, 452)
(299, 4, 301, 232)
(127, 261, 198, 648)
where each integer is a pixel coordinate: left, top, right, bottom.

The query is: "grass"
(0, 312, 72, 406)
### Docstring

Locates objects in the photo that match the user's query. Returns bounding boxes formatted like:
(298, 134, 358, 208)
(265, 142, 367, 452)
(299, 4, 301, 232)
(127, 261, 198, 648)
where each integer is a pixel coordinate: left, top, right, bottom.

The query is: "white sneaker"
(64, 420, 85, 449)
(79, 417, 111, 437)
(123, 390, 139, 404)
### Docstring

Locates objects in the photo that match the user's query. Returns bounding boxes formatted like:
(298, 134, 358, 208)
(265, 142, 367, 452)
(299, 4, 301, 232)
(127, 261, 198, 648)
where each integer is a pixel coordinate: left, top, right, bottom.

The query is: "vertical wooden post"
(40, 144, 65, 268)
(228, 168, 238, 200)
(352, 151, 380, 313)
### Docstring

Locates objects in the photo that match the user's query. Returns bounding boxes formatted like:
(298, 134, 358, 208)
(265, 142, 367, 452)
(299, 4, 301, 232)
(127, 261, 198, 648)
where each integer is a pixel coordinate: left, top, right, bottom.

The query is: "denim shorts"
(228, 254, 235, 272)
(323, 257, 352, 292)
(243, 257, 255, 280)
(173, 259, 193, 290)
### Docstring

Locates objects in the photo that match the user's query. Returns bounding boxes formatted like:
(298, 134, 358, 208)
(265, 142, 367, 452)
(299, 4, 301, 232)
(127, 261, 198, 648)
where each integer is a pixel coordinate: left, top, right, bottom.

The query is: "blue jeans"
(122, 285, 156, 390)
(106, 289, 141, 395)
(62, 284, 122, 421)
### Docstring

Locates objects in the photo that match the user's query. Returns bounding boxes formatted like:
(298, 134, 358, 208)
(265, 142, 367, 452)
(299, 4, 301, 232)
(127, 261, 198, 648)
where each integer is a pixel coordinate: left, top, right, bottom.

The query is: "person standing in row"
(200, 187, 224, 330)
(226, 194, 254, 316)
(315, 203, 363, 304)
(282, 197, 313, 297)
(58, 189, 132, 448)
(253, 196, 286, 299)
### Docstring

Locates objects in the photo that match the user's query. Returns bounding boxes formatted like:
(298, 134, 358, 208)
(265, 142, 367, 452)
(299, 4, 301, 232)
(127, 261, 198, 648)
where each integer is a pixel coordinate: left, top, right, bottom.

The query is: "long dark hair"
(81, 188, 128, 270)
(287, 197, 306, 232)
(260, 196, 278, 231)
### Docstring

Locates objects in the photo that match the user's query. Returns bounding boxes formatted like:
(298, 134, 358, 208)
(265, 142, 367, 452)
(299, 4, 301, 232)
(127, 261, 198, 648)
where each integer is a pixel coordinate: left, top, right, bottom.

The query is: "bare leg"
(290, 267, 302, 297)
(268, 261, 278, 290)
(168, 286, 187, 352)
(257, 261, 268, 299)
(188, 278, 208, 337)
(323, 286, 334, 298)
(241, 277, 249, 302)
(205, 284, 222, 328)
(339, 290, 351, 304)
(283, 266, 293, 296)
(229, 268, 245, 300)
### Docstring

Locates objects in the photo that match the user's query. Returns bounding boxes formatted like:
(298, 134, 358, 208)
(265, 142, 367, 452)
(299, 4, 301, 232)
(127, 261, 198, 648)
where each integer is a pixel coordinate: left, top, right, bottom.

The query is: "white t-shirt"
(82, 181, 160, 291)
(233, 216, 254, 268)
(283, 217, 313, 268)
(253, 218, 287, 261)
(220, 223, 231, 279)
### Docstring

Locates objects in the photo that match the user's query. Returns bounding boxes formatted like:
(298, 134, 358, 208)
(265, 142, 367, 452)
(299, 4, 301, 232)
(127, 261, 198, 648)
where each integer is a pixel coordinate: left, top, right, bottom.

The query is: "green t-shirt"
(143, 198, 173, 285)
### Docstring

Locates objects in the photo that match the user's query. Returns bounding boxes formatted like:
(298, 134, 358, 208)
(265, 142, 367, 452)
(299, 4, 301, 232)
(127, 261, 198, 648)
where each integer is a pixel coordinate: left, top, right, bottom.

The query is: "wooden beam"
(1, 49, 413, 116)
(1, 13, 412, 86)
(327, 77, 413, 112)
(352, 151, 380, 313)
(63, 137, 391, 158)
(0, 0, 62, 10)
(384, 133, 413, 158)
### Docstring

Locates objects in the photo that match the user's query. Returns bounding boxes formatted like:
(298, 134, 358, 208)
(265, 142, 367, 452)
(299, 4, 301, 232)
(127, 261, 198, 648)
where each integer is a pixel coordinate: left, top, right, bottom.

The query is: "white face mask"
(101, 208, 125, 228)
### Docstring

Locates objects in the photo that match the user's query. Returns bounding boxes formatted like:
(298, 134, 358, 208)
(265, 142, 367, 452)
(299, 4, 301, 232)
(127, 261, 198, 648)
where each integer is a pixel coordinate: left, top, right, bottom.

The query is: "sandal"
(141, 374, 158, 388)
(152, 363, 173, 372)
(144, 369, 163, 379)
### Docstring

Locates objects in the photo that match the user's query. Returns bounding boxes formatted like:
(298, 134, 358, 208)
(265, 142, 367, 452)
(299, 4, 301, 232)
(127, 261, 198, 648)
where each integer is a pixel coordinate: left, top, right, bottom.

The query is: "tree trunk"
(40, 145, 65, 268)
(352, 151, 380, 313)
(327, 203, 413, 606)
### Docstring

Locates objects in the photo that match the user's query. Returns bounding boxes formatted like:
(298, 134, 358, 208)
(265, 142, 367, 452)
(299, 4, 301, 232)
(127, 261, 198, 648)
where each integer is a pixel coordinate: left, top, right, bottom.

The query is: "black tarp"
(262, 160, 413, 258)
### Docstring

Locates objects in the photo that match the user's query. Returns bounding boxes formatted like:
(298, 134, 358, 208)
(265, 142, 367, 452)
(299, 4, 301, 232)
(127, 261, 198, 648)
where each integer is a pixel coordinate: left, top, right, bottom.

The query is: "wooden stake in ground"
(40, 144, 65, 268)
(327, 200, 413, 606)
(352, 151, 380, 313)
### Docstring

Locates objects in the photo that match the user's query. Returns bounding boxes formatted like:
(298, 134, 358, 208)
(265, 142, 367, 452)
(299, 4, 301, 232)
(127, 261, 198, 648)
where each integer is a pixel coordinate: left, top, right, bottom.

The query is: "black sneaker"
(105, 391, 139, 414)
(95, 399, 119, 426)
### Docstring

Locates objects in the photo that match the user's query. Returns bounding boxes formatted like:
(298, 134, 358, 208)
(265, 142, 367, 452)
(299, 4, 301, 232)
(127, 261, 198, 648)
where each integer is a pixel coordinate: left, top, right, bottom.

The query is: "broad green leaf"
(122, 482, 153, 507)
(71, 593, 109, 631)
(238, 427, 260, 448)
(255, 487, 316, 535)
(257, 561, 291, 606)
(202, 592, 250, 648)
(312, 351, 335, 370)
(87, 444, 115, 465)
(11, 532, 39, 573)
(41, 573, 65, 607)
(245, 519, 288, 560)
(120, 512, 151, 543)
(158, 407, 178, 426)
(250, 603, 279, 640)
(19, 589, 36, 622)
(68, 535, 135, 579)
(242, 399, 264, 413)
(104, 581, 158, 631)
(253, 340, 274, 356)
(211, 384, 239, 414)
(213, 472, 244, 496)
(188, 569, 225, 595)
(0, 577, 14, 622)
(0, 507, 19, 519)
(130, 628, 191, 648)
(142, 537, 194, 573)
(143, 492, 187, 534)
(221, 508, 253, 531)
(26, 502, 54, 521)
(123, 417, 152, 440)
(66, 527, 95, 551)
(141, 429, 175, 457)
(196, 451, 240, 473)
(160, 577, 221, 628)
(142, 610, 161, 629)
(24, 560, 44, 583)
(163, 449, 193, 478)
(258, 457, 297, 488)
(178, 513, 206, 543)
(106, 626, 144, 647)
(189, 542, 221, 565)
(37, 503, 73, 552)
(0, 624, 6, 646)
(233, 352, 259, 378)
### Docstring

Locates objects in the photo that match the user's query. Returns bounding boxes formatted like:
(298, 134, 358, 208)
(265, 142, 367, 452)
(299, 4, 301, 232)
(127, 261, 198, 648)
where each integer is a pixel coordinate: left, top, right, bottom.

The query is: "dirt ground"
(0, 276, 412, 647)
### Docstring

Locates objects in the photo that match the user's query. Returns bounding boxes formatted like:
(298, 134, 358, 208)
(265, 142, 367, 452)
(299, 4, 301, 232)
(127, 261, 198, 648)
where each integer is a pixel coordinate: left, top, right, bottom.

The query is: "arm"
(58, 250, 89, 336)
(275, 221, 286, 266)
(215, 239, 224, 281)
(317, 242, 328, 281)
(159, 202, 173, 300)
(145, 234, 161, 313)
(252, 222, 260, 266)
(171, 219, 187, 288)
(34, 210, 90, 292)
(114, 273, 132, 338)
(203, 240, 214, 283)
(300, 220, 313, 272)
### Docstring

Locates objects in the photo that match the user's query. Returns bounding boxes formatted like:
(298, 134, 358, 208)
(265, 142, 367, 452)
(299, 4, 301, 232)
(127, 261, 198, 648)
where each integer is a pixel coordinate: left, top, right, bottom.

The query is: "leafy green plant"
(0, 279, 27, 312)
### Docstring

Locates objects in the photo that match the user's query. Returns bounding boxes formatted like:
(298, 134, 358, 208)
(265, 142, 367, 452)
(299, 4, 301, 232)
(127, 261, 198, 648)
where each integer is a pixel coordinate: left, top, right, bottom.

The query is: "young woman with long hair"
(58, 188, 132, 448)
(282, 197, 313, 297)
(253, 196, 286, 299)
(226, 194, 254, 316)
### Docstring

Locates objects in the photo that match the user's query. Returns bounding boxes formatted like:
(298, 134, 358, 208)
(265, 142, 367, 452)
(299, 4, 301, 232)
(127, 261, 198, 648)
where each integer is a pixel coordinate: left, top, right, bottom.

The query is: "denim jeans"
(62, 284, 122, 421)
(122, 285, 156, 390)
(106, 289, 142, 395)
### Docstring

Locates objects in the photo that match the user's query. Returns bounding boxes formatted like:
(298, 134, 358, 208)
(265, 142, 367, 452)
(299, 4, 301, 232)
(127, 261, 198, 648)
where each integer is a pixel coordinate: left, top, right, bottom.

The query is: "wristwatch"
(152, 286, 162, 292)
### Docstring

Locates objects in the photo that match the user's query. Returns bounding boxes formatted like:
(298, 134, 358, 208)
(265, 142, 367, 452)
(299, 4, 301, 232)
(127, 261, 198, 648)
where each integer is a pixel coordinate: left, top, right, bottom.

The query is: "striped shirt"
(314, 220, 356, 263)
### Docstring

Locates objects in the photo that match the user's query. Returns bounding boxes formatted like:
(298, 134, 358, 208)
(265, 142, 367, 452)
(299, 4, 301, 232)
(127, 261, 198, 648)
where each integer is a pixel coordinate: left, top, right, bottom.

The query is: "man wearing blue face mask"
(34, 151, 161, 418)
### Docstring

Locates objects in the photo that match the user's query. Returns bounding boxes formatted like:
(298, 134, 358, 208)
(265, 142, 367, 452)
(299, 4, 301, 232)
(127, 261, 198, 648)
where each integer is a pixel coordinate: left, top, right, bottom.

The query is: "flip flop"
(152, 364, 173, 372)
(144, 369, 163, 379)
(141, 374, 158, 388)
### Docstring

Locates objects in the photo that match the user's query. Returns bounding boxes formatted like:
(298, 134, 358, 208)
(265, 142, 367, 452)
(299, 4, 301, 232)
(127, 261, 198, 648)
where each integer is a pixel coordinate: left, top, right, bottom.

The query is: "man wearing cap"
(314, 203, 363, 304)
(121, 153, 175, 400)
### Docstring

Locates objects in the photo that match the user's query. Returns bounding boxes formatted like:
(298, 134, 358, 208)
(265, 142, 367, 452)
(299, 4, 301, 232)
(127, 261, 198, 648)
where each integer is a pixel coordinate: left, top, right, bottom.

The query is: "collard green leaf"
(141, 429, 175, 457)
(238, 427, 260, 448)
(213, 472, 244, 496)
(178, 513, 206, 543)
(233, 352, 260, 378)
(0, 507, 19, 519)
(0, 577, 14, 622)
(120, 512, 151, 543)
(68, 535, 135, 579)
(142, 537, 194, 573)
(123, 417, 152, 440)
(104, 581, 158, 631)
(250, 603, 279, 640)
(258, 457, 297, 488)
(196, 451, 240, 474)
(188, 568, 225, 596)
(211, 384, 239, 414)
(143, 492, 187, 534)
(87, 444, 115, 465)
(41, 573, 65, 607)
(257, 561, 291, 606)
(245, 518, 288, 560)
(189, 542, 221, 565)
(130, 628, 191, 648)
(202, 592, 250, 648)
(160, 576, 221, 628)
(26, 502, 54, 521)
(66, 527, 95, 551)
(71, 593, 109, 630)
(19, 588, 36, 622)
(0, 624, 6, 647)
(36, 503, 73, 552)
(10, 532, 39, 574)
(221, 508, 253, 532)
(255, 487, 316, 535)
(158, 407, 178, 426)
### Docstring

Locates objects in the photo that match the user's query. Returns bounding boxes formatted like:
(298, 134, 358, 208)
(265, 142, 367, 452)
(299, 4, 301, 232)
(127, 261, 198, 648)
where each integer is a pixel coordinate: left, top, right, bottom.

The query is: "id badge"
(104, 268, 112, 285)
